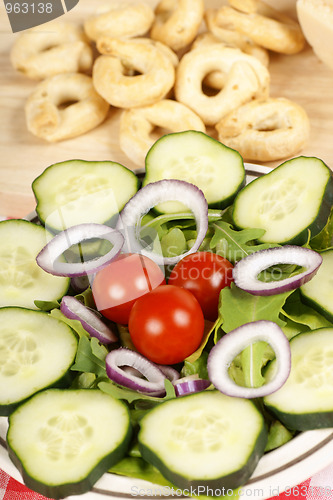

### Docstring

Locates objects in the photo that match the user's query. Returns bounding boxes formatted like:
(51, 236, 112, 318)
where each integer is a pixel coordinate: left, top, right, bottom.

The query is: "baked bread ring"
(191, 32, 268, 90)
(204, 9, 269, 68)
(119, 99, 206, 166)
(10, 22, 93, 80)
(215, 98, 310, 162)
(150, 0, 205, 51)
(93, 38, 175, 108)
(84, 3, 155, 42)
(25, 73, 109, 142)
(215, 3, 305, 54)
(174, 45, 270, 126)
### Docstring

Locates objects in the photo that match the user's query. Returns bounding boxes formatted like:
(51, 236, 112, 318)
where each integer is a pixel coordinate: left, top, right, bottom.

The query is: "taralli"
(174, 45, 270, 126)
(119, 99, 206, 166)
(191, 32, 268, 90)
(10, 22, 93, 80)
(93, 38, 175, 108)
(204, 9, 269, 68)
(25, 73, 109, 142)
(214, 3, 305, 54)
(215, 97, 310, 162)
(150, 0, 205, 51)
(83, 2, 155, 42)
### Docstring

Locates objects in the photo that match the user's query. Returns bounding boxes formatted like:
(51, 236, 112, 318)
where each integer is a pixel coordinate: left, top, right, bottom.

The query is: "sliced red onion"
(36, 223, 124, 277)
(207, 320, 291, 399)
(105, 348, 167, 395)
(157, 365, 180, 383)
(174, 375, 210, 397)
(233, 246, 322, 296)
(60, 295, 118, 344)
(116, 179, 208, 266)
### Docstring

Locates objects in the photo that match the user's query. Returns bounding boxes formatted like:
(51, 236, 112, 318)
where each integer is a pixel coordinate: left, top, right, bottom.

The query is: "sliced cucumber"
(138, 390, 267, 490)
(300, 249, 333, 322)
(0, 307, 78, 416)
(32, 159, 140, 232)
(143, 131, 245, 213)
(0, 219, 69, 309)
(264, 328, 333, 430)
(7, 388, 132, 498)
(232, 156, 333, 244)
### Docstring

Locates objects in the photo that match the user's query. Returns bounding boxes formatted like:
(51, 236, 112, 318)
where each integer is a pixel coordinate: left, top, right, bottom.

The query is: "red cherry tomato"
(128, 284, 205, 365)
(168, 251, 234, 321)
(92, 253, 166, 325)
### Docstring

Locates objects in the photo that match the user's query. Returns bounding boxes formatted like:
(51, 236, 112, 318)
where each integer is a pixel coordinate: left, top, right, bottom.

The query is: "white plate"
(1, 163, 333, 500)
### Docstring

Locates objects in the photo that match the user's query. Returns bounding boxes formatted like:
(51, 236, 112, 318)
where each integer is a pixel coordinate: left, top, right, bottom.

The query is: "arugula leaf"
(210, 221, 278, 263)
(98, 378, 176, 405)
(310, 206, 333, 251)
(160, 228, 187, 258)
(50, 308, 90, 338)
(219, 283, 293, 332)
(109, 456, 174, 486)
(34, 299, 60, 311)
(71, 336, 107, 377)
(282, 289, 333, 331)
(219, 284, 293, 390)
(181, 352, 209, 380)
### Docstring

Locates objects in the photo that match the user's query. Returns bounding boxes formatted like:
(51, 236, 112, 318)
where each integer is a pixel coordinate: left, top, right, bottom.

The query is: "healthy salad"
(0, 130, 333, 500)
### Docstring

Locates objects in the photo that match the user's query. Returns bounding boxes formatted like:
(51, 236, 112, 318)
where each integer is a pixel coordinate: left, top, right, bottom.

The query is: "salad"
(0, 131, 333, 500)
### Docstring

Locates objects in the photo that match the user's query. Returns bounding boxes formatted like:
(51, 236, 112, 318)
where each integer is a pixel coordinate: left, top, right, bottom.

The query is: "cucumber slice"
(7, 388, 132, 498)
(143, 131, 245, 213)
(0, 307, 77, 416)
(300, 249, 333, 322)
(138, 390, 267, 490)
(264, 328, 333, 430)
(32, 159, 140, 232)
(0, 219, 69, 309)
(232, 156, 333, 245)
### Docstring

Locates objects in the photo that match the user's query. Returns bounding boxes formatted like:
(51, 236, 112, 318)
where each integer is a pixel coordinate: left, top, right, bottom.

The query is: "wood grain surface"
(1, 0, 333, 217)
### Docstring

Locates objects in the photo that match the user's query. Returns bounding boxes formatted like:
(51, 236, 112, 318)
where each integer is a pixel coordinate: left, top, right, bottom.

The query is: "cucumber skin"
(138, 394, 268, 491)
(7, 390, 133, 500)
(232, 156, 333, 245)
(263, 405, 333, 432)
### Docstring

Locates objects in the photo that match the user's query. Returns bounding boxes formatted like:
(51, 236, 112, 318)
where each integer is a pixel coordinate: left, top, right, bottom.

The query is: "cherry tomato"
(167, 251, 234, 321)
(128, 284, 205, 365)
(92, 253, 165, 325)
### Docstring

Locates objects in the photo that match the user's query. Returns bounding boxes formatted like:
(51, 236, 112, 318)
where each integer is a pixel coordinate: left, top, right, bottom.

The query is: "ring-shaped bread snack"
(84, 3, 155, 42)
(204, 9, 269, 68)
(215, 97, 310, 162)
(10, 22, 93, 80)
(174, 45, 270, 126)
(25, 73, 110, 142)
(93, 38, 176, 108)
(150, 0, 205, 51)
(119, 99, 206, 166)
(191, 32, 268, 90)
(214, 3, 305, 54)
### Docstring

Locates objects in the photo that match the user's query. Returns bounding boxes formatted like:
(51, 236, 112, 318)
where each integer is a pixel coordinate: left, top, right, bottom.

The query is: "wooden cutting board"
(1, 0, 333, 217)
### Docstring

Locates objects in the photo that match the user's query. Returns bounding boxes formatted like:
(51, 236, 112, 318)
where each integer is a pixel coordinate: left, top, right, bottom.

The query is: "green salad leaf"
(210, 221, 278, 263)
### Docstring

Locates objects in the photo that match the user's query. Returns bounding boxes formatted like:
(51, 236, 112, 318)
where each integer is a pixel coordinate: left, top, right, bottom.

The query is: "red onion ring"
(207, 320, 291, 398)
(36, 223, 124, 277)
(233, 246, 322, 296)
(116, 179, 208, 266)
(60, 295, 118, 344)
(174, 375, 210, 397)
(105, 348, 167, 396)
